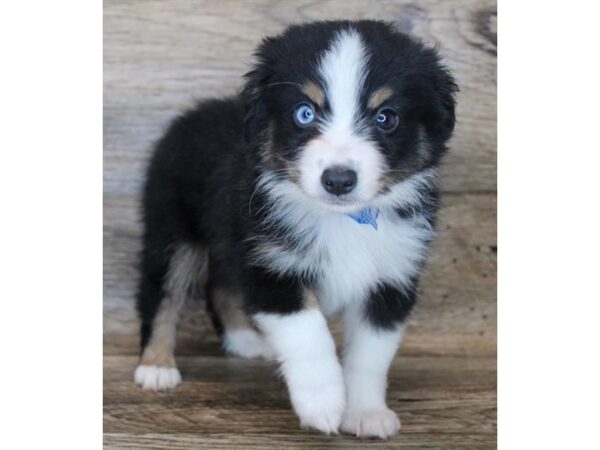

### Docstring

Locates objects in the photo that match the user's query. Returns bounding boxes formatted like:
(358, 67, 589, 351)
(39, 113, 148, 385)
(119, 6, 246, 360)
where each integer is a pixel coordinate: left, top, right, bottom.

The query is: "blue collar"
(346, 207, 379, 230)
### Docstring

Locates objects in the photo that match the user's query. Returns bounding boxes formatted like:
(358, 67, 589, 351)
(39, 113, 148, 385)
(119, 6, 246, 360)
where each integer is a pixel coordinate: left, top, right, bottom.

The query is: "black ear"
(241, 68, 270, 145)
(241, 38, 277, 145)
(409, 49, 458, 142)
(422, 64, 458, 141)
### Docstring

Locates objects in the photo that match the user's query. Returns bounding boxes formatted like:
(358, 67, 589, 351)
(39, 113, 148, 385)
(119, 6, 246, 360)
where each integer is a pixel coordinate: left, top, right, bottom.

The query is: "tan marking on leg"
(212, 288, 275, 359)
(139, 341, 177, 367)
(140, 244, 207, 367)
(212, 288, 253, 332)
(304, 288, 320, 309)
(302, 81, 325, 107)
(367, 86, 393, 110)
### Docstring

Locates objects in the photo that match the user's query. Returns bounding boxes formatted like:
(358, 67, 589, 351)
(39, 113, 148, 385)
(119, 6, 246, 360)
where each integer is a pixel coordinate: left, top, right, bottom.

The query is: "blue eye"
(294, 104, 315, 127)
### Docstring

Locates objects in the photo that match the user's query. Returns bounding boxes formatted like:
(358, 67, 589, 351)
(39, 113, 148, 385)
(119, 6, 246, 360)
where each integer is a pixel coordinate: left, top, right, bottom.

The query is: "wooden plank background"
(104, 0, 497, 357)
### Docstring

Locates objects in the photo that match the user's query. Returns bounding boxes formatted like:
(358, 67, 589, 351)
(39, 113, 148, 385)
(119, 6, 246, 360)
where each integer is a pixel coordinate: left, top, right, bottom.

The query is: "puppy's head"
(243, 21, 457, 213)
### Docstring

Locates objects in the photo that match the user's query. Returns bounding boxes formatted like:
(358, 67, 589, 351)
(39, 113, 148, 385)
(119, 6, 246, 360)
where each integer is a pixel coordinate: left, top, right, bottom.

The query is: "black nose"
(321, 167, 357, 196)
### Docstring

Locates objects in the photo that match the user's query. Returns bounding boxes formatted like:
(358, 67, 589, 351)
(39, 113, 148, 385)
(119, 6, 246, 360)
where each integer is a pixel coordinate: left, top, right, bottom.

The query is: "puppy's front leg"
(341, 293, 408, 439)
(252, 284, 345, 434)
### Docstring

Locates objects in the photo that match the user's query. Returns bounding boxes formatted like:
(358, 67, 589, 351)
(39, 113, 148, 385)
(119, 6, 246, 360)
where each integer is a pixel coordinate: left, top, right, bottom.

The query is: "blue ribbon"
(346, 207, 379, 230)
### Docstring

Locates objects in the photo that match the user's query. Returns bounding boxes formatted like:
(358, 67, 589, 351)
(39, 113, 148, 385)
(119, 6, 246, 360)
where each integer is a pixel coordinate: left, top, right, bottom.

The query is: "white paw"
(341, 408, 401, 439)
(134, 365, 182, 391)
(223, 329, 276, 360)
(291, 383, 346, 434)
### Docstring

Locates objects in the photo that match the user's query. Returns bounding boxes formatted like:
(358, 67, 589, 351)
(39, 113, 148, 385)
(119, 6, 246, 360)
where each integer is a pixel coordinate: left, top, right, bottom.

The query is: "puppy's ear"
(242, 68, 269, 144)
(408, 48, 458, 142)
(242, 38, 276, 145)
(423, 63, 458, 141)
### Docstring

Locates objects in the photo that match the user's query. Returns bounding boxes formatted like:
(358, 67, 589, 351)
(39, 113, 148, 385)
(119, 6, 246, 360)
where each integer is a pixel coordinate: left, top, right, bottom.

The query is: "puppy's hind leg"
(135, 243, 207, 390)
(208, 286, 275, 360)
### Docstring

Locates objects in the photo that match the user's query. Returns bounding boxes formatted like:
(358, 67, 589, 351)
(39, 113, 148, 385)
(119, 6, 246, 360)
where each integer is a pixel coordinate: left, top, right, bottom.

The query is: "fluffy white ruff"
(254, 308, 345, 434)
(251, 169, 434, 317)
(341, 408, 401, 439)
(134, 365, 182, 391)
(222, 328, 276, 360)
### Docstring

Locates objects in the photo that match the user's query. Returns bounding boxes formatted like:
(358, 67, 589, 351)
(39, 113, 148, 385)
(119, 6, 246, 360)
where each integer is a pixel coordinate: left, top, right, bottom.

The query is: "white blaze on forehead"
(318, 28, 369, 136)
(296, 28, 385, 208)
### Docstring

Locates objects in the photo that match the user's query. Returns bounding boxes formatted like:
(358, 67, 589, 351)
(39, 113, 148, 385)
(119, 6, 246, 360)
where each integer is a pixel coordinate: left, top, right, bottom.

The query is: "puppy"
(134, 20, 457, 439)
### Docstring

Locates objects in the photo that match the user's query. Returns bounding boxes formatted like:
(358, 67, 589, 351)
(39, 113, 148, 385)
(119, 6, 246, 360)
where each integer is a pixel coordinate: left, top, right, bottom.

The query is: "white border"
(500, 1, 600, 448)
(0, 1, 102, 449)
(2, 0, 600, 448)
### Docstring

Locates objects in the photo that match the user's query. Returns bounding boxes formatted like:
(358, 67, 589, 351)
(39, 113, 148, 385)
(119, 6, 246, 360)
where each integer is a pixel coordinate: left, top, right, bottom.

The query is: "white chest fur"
(250, 170, 438, 315)
(251, 208, 432, 317)
(312, 211, 432, 317)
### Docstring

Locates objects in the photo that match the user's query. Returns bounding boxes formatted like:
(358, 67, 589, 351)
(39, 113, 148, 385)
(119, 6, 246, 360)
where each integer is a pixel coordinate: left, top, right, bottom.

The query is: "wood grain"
(104, 433, 496, 449)
(104, 355, 496, 448)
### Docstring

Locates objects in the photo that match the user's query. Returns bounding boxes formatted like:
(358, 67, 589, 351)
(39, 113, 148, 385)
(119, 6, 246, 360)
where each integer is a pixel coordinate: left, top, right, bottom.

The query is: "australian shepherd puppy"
(134, 20, 457, 439)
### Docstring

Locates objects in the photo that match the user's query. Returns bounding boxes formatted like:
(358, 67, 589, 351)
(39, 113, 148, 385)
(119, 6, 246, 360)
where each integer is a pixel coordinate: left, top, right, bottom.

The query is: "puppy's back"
(142, 96, 246, 243)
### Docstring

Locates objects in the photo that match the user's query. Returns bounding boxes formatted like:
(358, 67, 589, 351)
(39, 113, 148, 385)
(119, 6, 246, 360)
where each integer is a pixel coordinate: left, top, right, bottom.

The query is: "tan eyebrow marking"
(368, 86, 394, 109)
(301, 81, 325, 107)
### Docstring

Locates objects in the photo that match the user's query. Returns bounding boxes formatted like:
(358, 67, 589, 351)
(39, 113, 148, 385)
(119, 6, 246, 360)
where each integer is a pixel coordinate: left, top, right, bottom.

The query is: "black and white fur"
(134, 20, 457, 439)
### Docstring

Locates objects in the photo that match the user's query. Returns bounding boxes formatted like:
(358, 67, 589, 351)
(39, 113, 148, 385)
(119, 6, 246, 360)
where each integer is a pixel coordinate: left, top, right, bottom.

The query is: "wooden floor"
(104, 349, 496, 449)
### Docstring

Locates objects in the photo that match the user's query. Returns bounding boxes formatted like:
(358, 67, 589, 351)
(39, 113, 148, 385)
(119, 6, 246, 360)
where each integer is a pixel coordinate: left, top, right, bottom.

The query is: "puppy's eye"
(294, 103, 315, 127)
(375, 108, 399, 133)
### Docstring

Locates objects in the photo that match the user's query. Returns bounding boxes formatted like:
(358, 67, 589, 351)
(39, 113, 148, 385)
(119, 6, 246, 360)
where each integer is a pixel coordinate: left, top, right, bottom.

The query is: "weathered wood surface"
(104, 355, 497, 449)
(104, 0, 497, 354)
